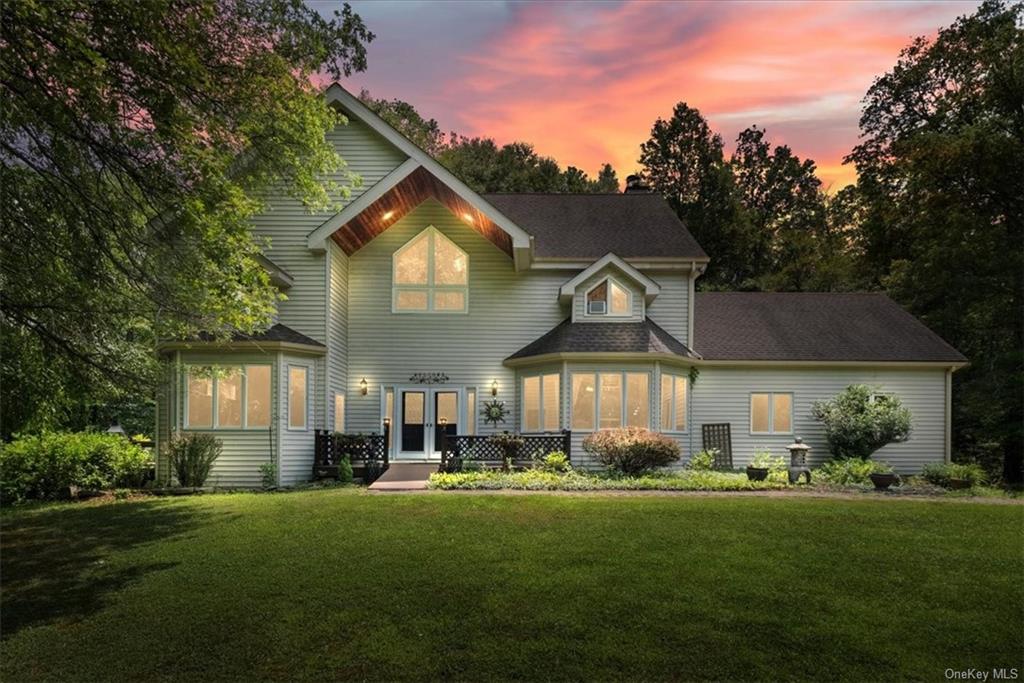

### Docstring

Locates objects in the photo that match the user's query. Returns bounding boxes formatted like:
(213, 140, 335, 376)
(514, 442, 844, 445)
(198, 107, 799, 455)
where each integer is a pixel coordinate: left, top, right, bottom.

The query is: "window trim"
(584, 276, 632, 318)
(183, 364, 273, 431)
(570, 370, 651, 432)
(521, 372, 561, 433)
(659, 372, 689, 434)
(287, 364, 310, 432)
(392, 226, 469, 314)
(749, 391, 794, 435)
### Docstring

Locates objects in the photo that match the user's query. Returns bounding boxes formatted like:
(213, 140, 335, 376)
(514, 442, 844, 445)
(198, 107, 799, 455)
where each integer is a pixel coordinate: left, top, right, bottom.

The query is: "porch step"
(368, 463, 437, 491)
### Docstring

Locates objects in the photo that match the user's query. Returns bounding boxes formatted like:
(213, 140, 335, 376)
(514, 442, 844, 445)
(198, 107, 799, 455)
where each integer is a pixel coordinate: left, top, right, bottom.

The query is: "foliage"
(259, 462, 276, 489)
(166, 433, 221, 487)
(0, 0, 374, 437)
(749, 448, 782, 470)
(487, 432, 524, 470)
(429, 469, 782, 491)
(334, 432, 369, 455)
(0, 432, 150, 504)
(536, 451, 571, 473)
(811, 385, 912, 459)
(582, 427, 681, 475)
(688, 449, 717, 471)
(815, 458, 893, 486)
(338, 456, 354, 484)
(921, 462, 988, 489)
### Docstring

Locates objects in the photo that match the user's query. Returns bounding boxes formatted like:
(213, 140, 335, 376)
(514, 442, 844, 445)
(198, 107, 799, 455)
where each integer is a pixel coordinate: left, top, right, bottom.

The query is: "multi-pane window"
(659, 374, 688, 432)
(571, 372, 650, 431)
(185, 365, 272, 429)
(288, 366, 308, 430)
(522, 373, 560, 432)
(393, 227, 468, 313)
(585, 278, 630, 316)
(750, 392, 793, 434)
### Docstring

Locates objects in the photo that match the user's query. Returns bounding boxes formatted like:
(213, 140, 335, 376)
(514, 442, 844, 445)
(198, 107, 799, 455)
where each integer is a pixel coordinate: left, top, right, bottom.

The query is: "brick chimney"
(624, 174, 651, 194)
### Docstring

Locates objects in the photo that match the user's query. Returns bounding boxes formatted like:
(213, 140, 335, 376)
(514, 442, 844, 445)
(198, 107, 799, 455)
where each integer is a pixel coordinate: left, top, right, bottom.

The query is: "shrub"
(166, 433, 221, 487)
(537, 451, 571, 473)
(816, 458, 892, 486)
(688, 449, 717, 471)
(258, 462, 276, 489)
(749, 448, 789, 483)
(338, 456, 354, 483)
(921, 462, 987, 488)
(582, 427, 681, 475)
(811, 385, 912, 459)
(0, 432, 150, 504)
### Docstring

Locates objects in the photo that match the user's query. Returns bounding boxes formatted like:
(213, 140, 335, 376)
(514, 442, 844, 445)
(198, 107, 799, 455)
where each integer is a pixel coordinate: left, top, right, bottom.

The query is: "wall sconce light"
(439, 417, 448, 427)
(491, 380, 498, 397)
(360, 378, 368, 396)
(382, 417, 391, 429)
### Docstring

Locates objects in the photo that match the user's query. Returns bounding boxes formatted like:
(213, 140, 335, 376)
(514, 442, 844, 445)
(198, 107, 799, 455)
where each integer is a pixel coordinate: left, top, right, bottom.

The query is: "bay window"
(522, 372, 560, 432)
(659, 374, 688, 432)
(571, 371, 651, 431)
(750, 392, 793, 434)
(393, 227, 468, 313)
(185, 365, 272, 429)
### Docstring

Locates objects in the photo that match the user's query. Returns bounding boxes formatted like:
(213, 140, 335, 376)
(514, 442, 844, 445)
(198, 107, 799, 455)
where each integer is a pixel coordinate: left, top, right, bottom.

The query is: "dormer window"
(393, 226, 468, 313)
(586, 278, 630, 316)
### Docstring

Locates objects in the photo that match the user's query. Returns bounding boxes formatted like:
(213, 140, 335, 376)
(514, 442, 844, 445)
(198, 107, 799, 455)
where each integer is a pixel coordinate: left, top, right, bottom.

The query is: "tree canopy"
(0, 0, 374, 436)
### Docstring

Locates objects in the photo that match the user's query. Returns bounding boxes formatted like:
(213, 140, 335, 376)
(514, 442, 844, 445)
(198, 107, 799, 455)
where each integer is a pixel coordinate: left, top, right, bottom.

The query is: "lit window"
(585, 278, 631, 316)
(393, 227, 468, 313)
(187, 365, 270, 429)
(571, 373, 596, 431)
(217, 367, 243, 428)
(247, 366, 271, 427)
(625, 373, 649, 427)
(384, 388, 394, 450)
(187, 369, 213, 428)
(289, 367, 308, 430)
(334, 392, 345, 432)
(659, 374, 688, 432)
(466, 389, 476, 436)
(599, 373, 622, 429)
(522, 373, 560, 432)
(751, 392, 793, 434)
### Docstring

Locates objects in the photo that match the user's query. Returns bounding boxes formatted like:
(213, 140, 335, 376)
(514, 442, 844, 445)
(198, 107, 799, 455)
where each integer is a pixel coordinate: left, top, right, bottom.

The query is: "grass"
(2, 488, 1021, 681)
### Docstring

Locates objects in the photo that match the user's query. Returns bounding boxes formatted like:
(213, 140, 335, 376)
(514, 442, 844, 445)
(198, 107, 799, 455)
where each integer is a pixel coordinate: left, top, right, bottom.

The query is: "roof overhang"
(157, 340, 326, 356)
(255, 254, 294, 289)
(559, 253, 662, 304)
(505, 353, 966, 370)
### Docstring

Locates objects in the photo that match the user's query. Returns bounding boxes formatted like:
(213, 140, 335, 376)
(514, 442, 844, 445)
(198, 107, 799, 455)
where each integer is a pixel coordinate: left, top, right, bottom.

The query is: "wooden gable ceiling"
(330, 166, 514, 256)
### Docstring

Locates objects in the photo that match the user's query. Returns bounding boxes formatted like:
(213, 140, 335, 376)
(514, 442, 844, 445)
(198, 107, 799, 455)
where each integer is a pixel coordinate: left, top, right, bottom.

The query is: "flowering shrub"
(582, 427, 681, 475)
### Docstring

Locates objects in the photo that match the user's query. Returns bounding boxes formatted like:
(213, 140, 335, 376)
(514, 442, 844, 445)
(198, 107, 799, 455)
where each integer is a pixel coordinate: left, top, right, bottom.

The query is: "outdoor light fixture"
(360, 378, 368, 395)
(439, 417, 448, 427)
(491, 380, 498, 396)
(382, 210, 394, 221)
(462, 212, 474, 223)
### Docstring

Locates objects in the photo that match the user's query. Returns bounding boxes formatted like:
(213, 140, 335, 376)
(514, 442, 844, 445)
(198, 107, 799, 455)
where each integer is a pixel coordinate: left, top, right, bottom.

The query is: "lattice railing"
(440, 430, 571, 472)
(314, 428, 390, 483)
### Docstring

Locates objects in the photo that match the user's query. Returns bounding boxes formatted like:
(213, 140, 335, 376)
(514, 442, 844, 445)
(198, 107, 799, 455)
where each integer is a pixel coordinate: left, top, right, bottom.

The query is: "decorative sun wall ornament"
(480, 399, 509, 425)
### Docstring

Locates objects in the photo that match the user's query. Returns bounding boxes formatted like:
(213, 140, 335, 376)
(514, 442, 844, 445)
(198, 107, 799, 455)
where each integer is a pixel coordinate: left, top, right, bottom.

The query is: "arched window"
(585, 277, 631, 316)
(393, 227, 468, 313)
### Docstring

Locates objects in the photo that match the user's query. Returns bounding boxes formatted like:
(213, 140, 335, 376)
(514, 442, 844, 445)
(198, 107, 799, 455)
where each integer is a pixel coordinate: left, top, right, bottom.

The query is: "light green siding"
(645, 270, 689, 345)
(279, 353, 319, 485)
(326, 242, 349, 430)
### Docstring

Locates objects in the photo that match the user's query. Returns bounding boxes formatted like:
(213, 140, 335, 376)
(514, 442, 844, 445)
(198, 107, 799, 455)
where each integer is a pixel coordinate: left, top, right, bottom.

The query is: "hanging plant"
(480, 399, 509, 425)
(688, 366, 700, 387)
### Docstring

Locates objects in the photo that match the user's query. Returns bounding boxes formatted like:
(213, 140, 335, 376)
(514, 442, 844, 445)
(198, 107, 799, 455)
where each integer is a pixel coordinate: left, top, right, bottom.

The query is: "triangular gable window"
(393, 227, 468, 313)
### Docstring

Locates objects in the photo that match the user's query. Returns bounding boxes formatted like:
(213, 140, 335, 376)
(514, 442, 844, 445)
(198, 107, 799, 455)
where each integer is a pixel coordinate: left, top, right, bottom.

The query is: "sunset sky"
(327, 1, 979, 190)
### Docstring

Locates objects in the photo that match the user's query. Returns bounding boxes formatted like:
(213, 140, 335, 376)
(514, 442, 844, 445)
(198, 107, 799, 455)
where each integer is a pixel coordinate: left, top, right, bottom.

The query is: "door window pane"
(609, 281, 630, 314)
(625, 373, 649, 428)
(187, 370, 213, 428)
(543, 374, 560, 431)
(217, 367, 242, 427)
(599, 373, 622, 429)
(572, 374, 596, 431)
(385, 389, 394, 449)
(466, 389, 476, 436)
(751, 394, 770, 433)
(773, 393, 793, 433)
(402, 391, 425, 452)
(434, 391, 458, 451)
(246, 366, 271, 427)
(523, 376, 540, 432)
(288, 367, 307, 429)
(334, 392, 345, 432)
(674, 376, 687, 431)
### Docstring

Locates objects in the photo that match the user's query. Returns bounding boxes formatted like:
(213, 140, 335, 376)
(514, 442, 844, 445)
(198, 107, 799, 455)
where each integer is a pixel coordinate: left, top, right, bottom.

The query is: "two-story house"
(155, 84, 966, 487)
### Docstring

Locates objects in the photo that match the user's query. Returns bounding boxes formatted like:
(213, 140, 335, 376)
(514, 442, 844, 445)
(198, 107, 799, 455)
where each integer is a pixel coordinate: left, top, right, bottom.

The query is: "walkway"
(368, 463, 436, 491)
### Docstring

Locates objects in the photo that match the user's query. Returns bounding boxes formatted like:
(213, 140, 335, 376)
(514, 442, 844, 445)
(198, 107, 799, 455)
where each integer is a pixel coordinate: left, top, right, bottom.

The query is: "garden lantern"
(106, 423, 125, 435)
(787, 438, 812, 484)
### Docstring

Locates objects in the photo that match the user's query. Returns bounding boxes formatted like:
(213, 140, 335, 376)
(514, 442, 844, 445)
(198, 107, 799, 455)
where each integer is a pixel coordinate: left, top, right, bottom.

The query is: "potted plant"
(868, 462, 899, 490)
(746, 448, 775, 481)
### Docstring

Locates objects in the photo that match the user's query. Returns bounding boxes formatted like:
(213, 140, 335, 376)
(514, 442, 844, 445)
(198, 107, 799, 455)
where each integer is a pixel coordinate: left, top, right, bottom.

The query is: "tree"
(0, 0, 374, 437)
(845, 0, 1023, 482)
(359, 89, 449, 156)
(638, 103, 754, 288)
(811, 385, 913, 460)
(593, 163, 620, 192)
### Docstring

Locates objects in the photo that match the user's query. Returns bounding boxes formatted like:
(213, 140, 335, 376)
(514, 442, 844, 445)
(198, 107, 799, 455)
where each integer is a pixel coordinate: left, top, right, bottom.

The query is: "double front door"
(396, 388, 460, 460)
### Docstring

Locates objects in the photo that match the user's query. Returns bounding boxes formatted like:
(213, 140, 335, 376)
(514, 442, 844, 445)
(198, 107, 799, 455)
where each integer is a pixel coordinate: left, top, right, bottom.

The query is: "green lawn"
(2, 489, 1022, 681)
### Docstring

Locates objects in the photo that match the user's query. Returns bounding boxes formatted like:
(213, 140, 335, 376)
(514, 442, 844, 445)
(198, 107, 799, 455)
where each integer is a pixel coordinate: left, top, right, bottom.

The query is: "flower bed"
(429, 469, 786, 491)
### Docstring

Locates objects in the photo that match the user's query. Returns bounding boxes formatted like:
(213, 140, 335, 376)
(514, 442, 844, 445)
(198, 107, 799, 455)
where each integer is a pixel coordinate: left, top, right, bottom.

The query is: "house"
(154, 83, 966, 487)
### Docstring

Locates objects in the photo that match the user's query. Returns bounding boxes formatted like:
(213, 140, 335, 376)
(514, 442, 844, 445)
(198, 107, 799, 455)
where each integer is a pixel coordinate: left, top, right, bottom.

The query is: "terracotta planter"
(746, 466, 769, 481)
(947, 478, 972, 490)
(869, 472, 899, 490)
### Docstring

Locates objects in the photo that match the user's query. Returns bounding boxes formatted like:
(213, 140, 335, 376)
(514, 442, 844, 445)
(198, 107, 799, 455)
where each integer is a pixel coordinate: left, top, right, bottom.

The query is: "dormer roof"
(559, 253, 661, 304)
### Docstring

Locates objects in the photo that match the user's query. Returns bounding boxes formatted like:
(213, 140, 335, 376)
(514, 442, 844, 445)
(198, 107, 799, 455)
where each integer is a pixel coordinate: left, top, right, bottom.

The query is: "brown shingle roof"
(507, 318, 698, 361)
(197, 323, 325, 348)
(482, 193, 707, 260)
(694, 292, 965, 362)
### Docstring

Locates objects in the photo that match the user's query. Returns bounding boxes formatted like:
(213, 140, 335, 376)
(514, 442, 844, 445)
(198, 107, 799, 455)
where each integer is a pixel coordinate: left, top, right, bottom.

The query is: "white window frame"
(659, 373, 689, 433)
(392, 226, 468, 314)
(333, 391, 346, 432)
(584, 276, 632, 318)
(183, 364, 273, 430)
(287, 364, 310, 431)
(749, 392, 794, 435)
(521, 372, 561, 433)
(570, 370, 651, 432)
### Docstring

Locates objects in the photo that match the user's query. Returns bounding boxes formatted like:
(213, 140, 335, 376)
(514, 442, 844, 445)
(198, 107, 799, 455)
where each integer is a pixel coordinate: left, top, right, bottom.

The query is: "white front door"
(396, 388, 460, 460)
